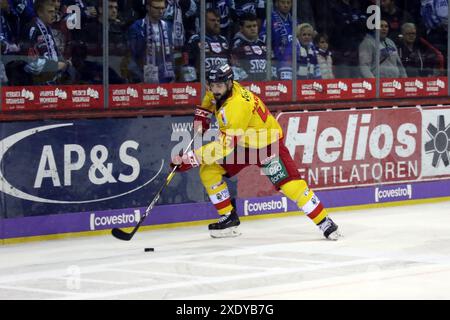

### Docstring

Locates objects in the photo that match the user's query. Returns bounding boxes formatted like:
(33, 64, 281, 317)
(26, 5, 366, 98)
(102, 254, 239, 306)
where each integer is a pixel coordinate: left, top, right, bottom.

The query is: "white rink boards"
(1, 200, 450, 300)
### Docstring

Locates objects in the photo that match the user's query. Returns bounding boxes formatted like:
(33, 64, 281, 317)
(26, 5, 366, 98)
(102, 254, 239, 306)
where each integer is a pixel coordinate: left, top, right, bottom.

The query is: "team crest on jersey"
(210, 42, 222, 53)
(251, 46, 262, 55)
(219, 108, 228, 125)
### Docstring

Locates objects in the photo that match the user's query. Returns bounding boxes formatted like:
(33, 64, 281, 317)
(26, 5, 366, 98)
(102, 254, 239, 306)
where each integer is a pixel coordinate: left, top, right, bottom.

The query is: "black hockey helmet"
(207, 63, 234, 84)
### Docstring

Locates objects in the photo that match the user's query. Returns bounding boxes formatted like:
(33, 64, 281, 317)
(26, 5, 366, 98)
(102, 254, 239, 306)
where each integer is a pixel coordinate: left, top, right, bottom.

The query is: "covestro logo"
(375, 185, 412, 202)
(244, 197, 288, 215)
(89, 210, 141, 230)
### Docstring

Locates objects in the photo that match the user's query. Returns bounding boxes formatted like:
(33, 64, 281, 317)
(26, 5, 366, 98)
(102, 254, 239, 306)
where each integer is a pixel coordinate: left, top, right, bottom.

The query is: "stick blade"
(111, 228, 133, 241)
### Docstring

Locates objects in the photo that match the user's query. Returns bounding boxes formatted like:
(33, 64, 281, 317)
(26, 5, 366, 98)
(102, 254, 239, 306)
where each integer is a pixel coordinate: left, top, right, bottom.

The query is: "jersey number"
(254, 96, 268, 122)
(256, 105, 269, 122)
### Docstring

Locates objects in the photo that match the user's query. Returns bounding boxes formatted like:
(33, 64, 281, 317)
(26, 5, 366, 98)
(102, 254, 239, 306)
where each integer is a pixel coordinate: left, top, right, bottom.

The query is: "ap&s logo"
(0, 123, 163, 204)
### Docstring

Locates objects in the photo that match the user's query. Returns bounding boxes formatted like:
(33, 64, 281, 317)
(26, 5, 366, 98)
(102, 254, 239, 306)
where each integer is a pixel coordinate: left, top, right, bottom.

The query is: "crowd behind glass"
(0, 0, 447, 86)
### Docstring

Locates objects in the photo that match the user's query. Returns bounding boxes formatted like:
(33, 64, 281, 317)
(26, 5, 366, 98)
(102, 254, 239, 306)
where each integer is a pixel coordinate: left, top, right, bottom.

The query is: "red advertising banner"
(2, 78, 447, 111)
(381, 77, 448, 98)
(170, 82, 201, 105)
(109, 85, 141, 108)
(110, 83, 201, 108)
(297, 78, 376, 101)
(2, 86, 41, 111)
(241, 80, 292, 103)
(68, 85, 103, 109)
(237, 108, 422, 198)
(2, 85, 103, 111)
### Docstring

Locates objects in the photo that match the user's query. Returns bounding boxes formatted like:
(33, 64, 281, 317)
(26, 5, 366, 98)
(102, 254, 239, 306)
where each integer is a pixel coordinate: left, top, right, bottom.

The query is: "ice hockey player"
(171, 63, 341, 240)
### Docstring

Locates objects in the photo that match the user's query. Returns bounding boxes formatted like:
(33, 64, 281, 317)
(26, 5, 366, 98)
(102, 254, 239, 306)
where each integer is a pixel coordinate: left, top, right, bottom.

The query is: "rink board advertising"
(1, 106, 450, 240)
(237, 106, 450, 197)
(2, 179, 450, 240)
(297, 78, 376, 101)
(2, 85, 104, 111)
(109, 83, 202, 108)
(0, 116, 209, 217)
(2, 77, 447, 110)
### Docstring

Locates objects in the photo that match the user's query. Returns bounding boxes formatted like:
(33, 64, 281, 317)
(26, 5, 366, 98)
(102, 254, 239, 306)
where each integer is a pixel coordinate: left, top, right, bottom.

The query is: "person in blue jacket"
(127, 0, 176, 84)
(260, 0, 295, 80)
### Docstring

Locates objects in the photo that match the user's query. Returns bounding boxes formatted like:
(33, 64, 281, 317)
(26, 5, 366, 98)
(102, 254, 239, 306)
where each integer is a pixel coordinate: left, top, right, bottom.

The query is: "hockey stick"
(111, 131, 200, 241)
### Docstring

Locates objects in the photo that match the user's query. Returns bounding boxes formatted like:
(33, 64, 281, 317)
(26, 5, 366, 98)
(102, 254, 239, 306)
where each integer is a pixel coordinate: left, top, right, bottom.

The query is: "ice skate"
(208, 210, 241, 238)
(318, 217, 342, 240)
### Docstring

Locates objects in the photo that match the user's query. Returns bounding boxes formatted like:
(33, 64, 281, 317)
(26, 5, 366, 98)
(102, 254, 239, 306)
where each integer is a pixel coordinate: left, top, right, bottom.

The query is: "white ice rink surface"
(1, 201, 450, 300)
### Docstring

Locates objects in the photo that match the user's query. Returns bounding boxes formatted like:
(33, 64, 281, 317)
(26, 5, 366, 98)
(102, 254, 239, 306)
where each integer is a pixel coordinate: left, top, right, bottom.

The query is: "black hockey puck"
(144, 247, 154, 252)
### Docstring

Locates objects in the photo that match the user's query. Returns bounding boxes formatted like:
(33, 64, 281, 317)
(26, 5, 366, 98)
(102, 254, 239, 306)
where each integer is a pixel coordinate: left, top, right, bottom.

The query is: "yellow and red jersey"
(195, 81, 283, 164)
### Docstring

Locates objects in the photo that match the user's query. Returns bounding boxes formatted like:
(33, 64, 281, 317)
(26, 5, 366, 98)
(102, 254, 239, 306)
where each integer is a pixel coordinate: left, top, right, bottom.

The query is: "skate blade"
(210, 226, 241, 238)
(326, 229, 343, 241)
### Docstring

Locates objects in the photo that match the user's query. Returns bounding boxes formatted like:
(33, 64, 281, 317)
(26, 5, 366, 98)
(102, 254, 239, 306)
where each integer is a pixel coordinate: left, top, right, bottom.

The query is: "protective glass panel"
(1, 0, 104, 110)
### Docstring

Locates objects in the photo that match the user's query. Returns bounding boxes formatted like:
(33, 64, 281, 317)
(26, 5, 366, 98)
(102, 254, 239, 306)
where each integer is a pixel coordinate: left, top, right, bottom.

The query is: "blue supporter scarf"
(271, 10, 293, 61)
(145, 17, 175, 81)
(34, 17, 59, 61)
(163, 0, 185, 48)
(297, 42, 321, 79)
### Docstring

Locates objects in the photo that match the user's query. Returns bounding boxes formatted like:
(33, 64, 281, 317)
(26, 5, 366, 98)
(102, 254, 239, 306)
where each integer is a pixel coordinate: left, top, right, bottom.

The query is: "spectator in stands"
(68, 40, 125, 84)
(107, 0, 127, 55)
(182, 8, 231, 82)
(162, 0, 198, 81)
(231, 13, 268, 81)
(233, 0, 265, 35)
(320, 0, 367, 79)
(1, 0, 22, 84)
(2, 0, 29, 86)
(8, 0, 35, 22)
(206, 0, 235, 41)
(315, 33, 334, 79)
(296, 23, 321, 80)
(381, 0, 415, 43)
(77, 4, 99, 55)
(260, 0, 294, 80)
(1, 0, 32, 57)
(1, 1, 13, 83)
(162, 0, 197, 50)
(127, 0, 176, 83)
(80, 0, 126, 56)
(50, 0, 69, 57)
(119, 0, 146, 30)
(50, 0, 62, 22)
(420, 0, 448, 63)
(359, 19, 407, 78)
(68, 40, 101, 83)
(397, 22, 444, 77)
(62, 0, 98, 22)
(61, 0, 100, 52)
(105, 0, 128, 81)
(20, 0, 72, 85)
